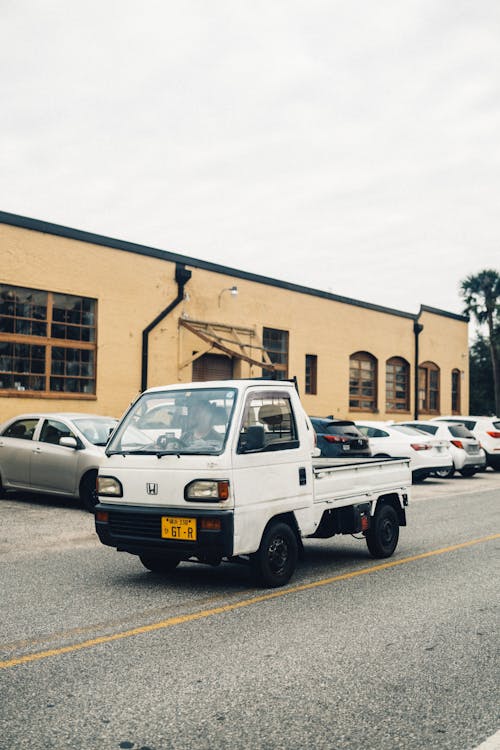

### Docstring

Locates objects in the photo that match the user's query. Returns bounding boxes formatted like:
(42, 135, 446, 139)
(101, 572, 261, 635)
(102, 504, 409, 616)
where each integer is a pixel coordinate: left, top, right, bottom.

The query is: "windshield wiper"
(105, 447, 157, 456)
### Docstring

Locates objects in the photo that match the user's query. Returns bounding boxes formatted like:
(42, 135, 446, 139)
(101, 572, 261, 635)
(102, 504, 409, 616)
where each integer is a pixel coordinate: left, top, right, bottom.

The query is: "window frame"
(386, 356, 410, 413)
(262, 327, 289, 380)
(451, 369, 461, 415)
(305, 354, 318, 395)
(349, 351, 378, 412)
(0, 285, 97, 399)
(418, 361, 440, 414)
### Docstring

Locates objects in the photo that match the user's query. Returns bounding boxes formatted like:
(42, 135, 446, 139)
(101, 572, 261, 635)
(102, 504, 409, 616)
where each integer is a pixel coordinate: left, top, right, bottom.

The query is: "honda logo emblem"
(146, 483, 158, 495)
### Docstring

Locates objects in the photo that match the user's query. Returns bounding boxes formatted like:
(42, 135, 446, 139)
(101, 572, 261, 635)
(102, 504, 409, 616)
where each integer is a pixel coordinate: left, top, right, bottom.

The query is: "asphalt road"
(1, 473, 499, 750)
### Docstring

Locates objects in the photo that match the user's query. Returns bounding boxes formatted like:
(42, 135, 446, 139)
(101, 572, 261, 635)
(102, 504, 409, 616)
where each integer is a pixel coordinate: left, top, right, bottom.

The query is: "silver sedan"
(0, 412, 118, 511)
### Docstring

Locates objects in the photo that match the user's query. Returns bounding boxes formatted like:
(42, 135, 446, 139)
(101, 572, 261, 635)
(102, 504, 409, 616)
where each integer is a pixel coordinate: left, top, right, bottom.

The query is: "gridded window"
(305, 354, 317, 395)
(0, 342, 46, 391)
(50, 348, 95, 393)
(419, 361, 440, 414)
(386, 357, 410, 412)
(0, 287, 47, 336)
(51, 294, 95, 342)
(0, 284, 96, 397)
(262, 327, 288, 380)
(451, 369, 461, 414)
(349, 351, 377, 411)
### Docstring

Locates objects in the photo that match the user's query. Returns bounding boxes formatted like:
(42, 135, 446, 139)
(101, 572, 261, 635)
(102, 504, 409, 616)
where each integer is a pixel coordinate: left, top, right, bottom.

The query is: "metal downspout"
(413, 320, 424, 419)
(141, 263, 192, 392)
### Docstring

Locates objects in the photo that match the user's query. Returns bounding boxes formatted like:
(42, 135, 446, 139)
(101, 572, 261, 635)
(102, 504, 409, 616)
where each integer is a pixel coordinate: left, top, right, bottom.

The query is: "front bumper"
(95, 502, 234, 560)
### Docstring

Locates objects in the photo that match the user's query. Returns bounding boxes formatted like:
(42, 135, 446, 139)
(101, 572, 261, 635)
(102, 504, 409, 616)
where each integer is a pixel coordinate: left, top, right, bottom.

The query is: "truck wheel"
(365, 504, 399, 559)
(139, 554, 181, 573)
(251, 521, 298, 588)
(80, 472, 98, 513)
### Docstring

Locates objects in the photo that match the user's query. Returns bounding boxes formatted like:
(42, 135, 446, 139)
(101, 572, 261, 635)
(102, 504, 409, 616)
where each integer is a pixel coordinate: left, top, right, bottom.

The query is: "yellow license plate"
(161, 516, 197, 541)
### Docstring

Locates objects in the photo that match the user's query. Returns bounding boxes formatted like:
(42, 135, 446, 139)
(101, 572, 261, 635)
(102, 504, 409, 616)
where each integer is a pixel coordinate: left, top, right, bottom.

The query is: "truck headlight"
(97, 476, 123, 497)
(185, 480, 229, 502)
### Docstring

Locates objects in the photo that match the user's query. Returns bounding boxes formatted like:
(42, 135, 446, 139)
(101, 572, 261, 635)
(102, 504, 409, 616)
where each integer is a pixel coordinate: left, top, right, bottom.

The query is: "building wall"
(0, 218, 469, 422)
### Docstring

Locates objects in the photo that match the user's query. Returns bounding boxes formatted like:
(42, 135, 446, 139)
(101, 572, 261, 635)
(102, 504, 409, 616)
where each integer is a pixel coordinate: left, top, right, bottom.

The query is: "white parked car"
(431, 416, 500, 472)
(355, 421, 452, 483)
(0, 413, 118, 511)
(399, 420, 486, 478)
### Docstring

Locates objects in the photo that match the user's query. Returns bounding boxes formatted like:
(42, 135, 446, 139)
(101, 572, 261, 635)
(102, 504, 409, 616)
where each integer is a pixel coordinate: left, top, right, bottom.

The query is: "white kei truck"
(95, 380, 411, 587)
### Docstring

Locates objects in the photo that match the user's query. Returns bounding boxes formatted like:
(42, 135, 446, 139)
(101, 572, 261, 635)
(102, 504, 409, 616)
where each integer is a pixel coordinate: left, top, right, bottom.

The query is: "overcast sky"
(1, 1, 499, 322)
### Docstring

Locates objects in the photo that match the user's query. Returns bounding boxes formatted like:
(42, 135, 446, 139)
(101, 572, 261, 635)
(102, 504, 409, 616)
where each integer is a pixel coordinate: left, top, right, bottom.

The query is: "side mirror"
(59, 436, 78, 449)
(240, 425, 265, 452)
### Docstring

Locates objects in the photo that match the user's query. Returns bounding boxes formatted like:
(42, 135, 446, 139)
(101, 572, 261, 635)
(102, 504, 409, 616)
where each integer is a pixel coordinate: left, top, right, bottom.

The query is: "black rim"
(267, 535, 289, 575)
(380, 518, 396, 548)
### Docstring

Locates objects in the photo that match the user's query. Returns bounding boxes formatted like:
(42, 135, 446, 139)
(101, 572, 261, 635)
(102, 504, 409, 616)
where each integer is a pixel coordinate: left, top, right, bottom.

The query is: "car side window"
(359, 426, 387, 438)
(238, 393, 299, 453)
(40, 419, 73, 445)
(2, 418, 39, 440)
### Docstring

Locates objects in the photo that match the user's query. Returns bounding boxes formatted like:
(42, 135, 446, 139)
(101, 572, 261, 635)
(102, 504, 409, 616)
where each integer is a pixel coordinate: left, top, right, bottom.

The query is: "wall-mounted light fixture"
(218, 285, 238, 306)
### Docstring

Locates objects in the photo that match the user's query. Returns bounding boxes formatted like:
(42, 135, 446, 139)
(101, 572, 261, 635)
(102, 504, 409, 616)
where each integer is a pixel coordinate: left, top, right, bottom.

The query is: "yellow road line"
(2, 533, 498, 670)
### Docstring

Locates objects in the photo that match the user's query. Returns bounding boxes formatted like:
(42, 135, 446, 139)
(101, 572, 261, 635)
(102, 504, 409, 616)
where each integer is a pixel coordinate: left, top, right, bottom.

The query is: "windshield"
(73, 417, 118, 445)
(106, 387, 237, 455)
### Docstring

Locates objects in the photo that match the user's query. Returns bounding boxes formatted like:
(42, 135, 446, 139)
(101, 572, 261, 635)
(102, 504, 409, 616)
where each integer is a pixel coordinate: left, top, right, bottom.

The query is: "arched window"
(451, 369, 461, 414)
(349, 352, 377, 411)
(418, 361, 440, 414)
(386, 357, 410, 412)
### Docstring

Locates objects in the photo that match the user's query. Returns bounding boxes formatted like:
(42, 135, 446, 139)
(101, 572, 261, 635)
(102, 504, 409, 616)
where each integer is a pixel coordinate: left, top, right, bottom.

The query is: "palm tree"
(461, 269, 500, 415)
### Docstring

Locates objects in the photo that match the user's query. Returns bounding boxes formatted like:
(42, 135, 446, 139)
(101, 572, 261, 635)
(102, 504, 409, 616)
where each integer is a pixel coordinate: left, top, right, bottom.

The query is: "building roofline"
(0, 209, 462, 323)
(417, 304, 469, 323)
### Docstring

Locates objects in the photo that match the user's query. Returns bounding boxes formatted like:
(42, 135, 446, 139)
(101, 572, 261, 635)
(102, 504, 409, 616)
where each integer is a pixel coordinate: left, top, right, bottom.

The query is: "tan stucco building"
(0, 211, 469, 422)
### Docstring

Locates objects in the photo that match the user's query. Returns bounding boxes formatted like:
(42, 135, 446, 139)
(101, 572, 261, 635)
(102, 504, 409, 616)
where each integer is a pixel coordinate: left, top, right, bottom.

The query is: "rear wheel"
(251, 521, 298, 588)
(139, 554, 181, 573)
(80, 471, 98, 512)
(433, 466, 455, 479)
(365, 504, 399, 558)
(459, 467, 476, 477)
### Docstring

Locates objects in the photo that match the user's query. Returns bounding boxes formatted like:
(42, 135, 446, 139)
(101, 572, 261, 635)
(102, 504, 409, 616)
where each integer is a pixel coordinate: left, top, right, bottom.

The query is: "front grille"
(109, 512, 161, 539)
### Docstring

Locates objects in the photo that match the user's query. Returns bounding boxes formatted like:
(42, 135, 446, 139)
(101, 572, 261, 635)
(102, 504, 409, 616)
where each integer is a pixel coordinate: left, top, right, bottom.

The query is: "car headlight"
(184, 480, 229, 502)
(97, 476, 123, 497)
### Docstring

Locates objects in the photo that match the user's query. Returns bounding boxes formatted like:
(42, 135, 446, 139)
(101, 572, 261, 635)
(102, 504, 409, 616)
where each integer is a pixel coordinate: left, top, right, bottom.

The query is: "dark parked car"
(310, 417, 371, 458)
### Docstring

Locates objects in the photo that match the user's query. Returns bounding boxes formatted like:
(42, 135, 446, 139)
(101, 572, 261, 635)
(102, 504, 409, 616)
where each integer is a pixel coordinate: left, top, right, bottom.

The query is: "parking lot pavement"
(410, 466, 500, 501)
(0, 494, 97, 561)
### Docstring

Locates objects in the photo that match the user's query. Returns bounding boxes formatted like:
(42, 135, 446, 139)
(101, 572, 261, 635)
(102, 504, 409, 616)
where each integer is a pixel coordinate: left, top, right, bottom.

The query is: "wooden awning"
(178, 317, 286, 372)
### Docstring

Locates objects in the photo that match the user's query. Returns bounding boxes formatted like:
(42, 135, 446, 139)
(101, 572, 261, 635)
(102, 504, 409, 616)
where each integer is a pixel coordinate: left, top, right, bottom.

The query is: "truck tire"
(80, 471, 98, 513)
(365, 504, 399, 559)
(139, 554, 181, 574)
(251, 521, 298, 588)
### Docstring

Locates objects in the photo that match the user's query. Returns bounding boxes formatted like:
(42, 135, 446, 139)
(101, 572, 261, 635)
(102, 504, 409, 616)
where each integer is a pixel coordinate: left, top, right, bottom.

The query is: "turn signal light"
(487, 431, 500, 438)
(450, 440, 464, 449)
(323, 435, 349, 443)
(200, 518, 222, 531)
(411, 443, 431, 451)
(96, 510, 109, 523)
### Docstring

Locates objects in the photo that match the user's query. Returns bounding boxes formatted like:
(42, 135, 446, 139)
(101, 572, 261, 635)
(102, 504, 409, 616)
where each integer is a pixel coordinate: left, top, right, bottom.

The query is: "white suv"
(399, 420, 486, 478)
(432, 416, 500, 471)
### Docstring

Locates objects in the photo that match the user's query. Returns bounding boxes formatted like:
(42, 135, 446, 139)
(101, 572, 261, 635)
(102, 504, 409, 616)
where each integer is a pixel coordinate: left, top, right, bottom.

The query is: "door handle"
(299, 467, 307, 486)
